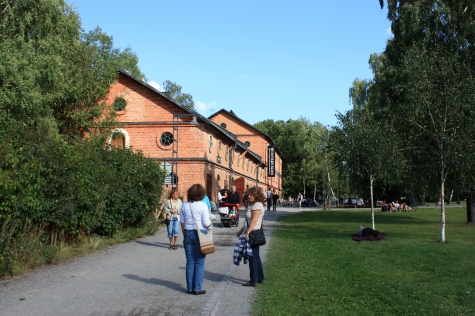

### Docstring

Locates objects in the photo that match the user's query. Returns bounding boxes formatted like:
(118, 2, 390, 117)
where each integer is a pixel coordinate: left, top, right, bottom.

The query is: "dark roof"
(208, 109, 283, 158)
(117, 69, 264, 165)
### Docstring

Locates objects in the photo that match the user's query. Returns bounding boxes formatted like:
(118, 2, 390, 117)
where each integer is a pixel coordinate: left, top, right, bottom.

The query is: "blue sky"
(69, 0, 392, 127)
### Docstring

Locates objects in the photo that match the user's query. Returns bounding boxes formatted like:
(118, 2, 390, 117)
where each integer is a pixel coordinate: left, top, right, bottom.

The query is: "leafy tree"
(162, 80, 195, 109)
(331, 78, 400, 229)
(377, 0, 475, 240)
(254, 118, 330, 199)
(0, 2, 146, 138)
(117, 47, 147, 81)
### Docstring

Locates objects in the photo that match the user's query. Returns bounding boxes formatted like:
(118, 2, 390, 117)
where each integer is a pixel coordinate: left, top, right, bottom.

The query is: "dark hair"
(187, 184, 206, 202)
(246, 186, 266, 204)
(167, 189, 178, 199)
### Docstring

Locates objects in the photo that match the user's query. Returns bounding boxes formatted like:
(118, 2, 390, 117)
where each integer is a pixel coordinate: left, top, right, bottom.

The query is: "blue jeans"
(248, 245, 265, 284)
(167, 218, 180, 238)
(183, 229, 206, 292)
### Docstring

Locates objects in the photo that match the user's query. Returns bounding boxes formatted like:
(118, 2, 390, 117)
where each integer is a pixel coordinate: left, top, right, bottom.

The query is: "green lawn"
(253, 208, 475, 316)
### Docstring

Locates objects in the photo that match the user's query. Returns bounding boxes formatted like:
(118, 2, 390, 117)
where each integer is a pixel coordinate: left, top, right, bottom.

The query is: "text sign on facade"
(267, 145, 275, 177)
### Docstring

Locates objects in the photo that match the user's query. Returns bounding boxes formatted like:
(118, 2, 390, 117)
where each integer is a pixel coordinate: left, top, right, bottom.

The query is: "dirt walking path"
(0, 207, 303, 316)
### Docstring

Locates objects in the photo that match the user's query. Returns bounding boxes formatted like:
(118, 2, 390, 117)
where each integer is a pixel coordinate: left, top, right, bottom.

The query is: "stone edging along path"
(0, 206, 305, 316)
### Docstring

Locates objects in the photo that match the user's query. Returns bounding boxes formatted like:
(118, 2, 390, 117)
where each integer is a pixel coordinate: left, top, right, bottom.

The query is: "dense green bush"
(0, 121, 164, 276)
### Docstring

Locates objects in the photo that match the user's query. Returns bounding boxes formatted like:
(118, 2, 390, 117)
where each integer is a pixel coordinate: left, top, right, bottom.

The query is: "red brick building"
(105, 70, 283, 203)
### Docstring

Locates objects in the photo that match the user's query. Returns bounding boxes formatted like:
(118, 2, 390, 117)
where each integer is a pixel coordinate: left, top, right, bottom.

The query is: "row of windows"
(119, 131, 266, 177)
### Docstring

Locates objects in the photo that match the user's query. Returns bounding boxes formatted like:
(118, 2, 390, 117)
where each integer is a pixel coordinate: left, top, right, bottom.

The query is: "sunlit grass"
(253, 208, 475, 316)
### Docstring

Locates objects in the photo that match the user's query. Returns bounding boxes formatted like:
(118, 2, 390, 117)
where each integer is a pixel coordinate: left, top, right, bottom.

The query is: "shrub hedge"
(0, 121, 164, 276)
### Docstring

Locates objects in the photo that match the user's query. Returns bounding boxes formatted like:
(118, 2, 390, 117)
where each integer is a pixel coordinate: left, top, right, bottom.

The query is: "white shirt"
(267, 190, 272, 199)
(245, 202, 265, 230)
(181, 201, 211, 230)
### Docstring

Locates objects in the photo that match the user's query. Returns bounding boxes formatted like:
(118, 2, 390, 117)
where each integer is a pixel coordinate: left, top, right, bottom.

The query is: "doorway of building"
(232, 177, 245, 206)
(206, 174, 213, 201)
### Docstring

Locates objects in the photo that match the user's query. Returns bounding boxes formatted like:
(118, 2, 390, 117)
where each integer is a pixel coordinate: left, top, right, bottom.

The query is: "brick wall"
(209, 112, 283, 193)
(105, 73, 268, 203)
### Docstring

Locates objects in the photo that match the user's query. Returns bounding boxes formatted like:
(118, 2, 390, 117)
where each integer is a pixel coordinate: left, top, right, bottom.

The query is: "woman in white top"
(237, 186, 266, 286)
(164, 190, 183, 250)
(180, 184, 211, 295)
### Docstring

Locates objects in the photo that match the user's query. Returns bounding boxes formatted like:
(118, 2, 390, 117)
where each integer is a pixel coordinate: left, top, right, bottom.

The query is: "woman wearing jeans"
(237, 186, 266, 286)
(180, 184, 211, 295)
(164, 190, 182, 250)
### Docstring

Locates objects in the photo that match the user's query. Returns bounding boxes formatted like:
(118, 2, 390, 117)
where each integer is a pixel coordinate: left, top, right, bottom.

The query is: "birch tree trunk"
(370, 176, 375, 230)
(440, 167, 446, 243)
(468, 191, 475, 223)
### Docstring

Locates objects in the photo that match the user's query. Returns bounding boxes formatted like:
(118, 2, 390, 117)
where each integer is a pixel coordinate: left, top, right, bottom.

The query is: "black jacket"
(227, 191, 240, 205)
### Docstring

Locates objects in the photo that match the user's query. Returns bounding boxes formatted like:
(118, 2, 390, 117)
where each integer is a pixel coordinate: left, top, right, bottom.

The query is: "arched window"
(109, 128, 130, 149)
(112, 133, 125, 149)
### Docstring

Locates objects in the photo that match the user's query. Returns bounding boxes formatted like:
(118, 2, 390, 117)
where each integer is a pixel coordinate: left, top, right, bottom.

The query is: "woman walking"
(164, 190, 182, 250)
(180, 184, 212, 295)
(237, 186, 266, 286)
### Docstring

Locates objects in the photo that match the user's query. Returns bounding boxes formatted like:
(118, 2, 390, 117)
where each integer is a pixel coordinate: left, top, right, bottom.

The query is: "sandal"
(169, 245, 173, 250)
(173, 245, 177, 250)
(242, 281, 256, 287)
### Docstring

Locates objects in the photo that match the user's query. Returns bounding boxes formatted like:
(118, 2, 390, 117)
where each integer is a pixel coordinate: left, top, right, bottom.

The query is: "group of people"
(266, 187, 280, 211)
(217, 184, 241, 216)
(381, 199, 411, 212)
(162, 183, 266, 295)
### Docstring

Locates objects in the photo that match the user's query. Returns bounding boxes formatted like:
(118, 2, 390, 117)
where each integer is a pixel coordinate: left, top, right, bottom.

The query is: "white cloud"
(195, 101, 218, 116)
(385, 27, 393, 37)
(237, 74, 249, 79)
(148, 81, 162, 91)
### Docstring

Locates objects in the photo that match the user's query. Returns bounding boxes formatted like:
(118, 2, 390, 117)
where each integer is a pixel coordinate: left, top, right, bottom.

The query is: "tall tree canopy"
(0, 0, 146, 138)
(254, 118, 334, 199)
(162, 80, 195, 109)
(376, 0, 475, 241)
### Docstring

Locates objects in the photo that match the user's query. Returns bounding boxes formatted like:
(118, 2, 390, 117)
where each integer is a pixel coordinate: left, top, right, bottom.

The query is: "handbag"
(247, 219, 266, 247)
(190, 203, 215, 255)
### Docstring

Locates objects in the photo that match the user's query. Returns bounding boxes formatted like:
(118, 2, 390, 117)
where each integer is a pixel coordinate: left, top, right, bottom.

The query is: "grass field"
(253, 207, 475, 316)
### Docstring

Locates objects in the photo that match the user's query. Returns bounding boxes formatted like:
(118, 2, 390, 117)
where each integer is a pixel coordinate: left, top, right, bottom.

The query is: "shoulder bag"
(246, 219, 266, 247)
(190, 202, 215, 255)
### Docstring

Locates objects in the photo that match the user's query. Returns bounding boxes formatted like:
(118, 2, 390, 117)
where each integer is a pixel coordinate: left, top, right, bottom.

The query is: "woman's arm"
(201, 204, 212, 228)
(163, 199, 172, 214)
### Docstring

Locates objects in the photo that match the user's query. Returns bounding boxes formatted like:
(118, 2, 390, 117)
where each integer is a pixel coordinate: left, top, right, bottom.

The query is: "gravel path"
(0, 207, 304, 316)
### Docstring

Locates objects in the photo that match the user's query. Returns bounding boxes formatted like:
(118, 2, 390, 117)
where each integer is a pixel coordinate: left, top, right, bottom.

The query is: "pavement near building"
(0, 206, 306, 316)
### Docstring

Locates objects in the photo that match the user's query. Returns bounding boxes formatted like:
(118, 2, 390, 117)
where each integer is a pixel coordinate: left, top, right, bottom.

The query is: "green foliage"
(253, 208, 475, 315)
(0, 125, 164, 276)
(162, 80, 195, 109)
(0, 2, 147, 138)
(0, 0, 158, 277)
(254, 118, 334, 199)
